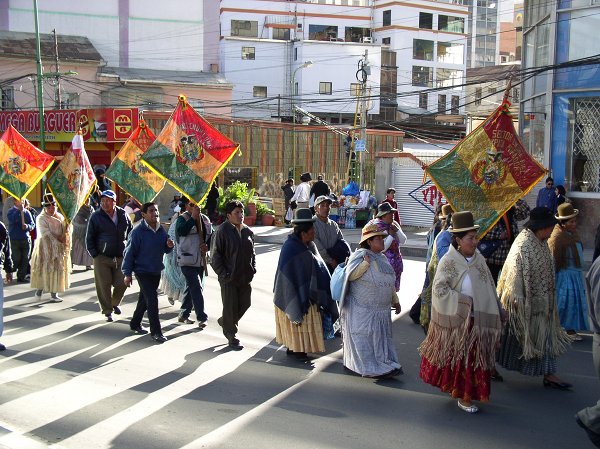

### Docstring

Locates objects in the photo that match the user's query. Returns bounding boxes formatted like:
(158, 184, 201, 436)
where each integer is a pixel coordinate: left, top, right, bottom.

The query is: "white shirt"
(290, 182, 310, 203)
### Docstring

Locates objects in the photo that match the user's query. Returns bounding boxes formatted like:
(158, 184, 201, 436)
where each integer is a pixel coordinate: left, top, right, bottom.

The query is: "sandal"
(457, 400, 479, 414)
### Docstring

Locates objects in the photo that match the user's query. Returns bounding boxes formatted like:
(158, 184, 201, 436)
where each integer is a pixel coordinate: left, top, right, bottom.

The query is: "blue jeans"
(130, 273, 162, 336)
(180, 266, 208, 322)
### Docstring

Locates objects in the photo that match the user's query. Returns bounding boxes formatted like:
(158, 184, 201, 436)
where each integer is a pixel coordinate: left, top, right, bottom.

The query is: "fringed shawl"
(548, 224, 582, 271)
(273, 234, 339, 324)
(419, 245, 501, 370)
(497, 228, 571, 360)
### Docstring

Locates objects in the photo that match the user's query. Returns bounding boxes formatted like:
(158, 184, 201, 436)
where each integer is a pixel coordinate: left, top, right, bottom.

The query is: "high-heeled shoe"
(458, 400, 479, 413)
(543, 378, 573, 390)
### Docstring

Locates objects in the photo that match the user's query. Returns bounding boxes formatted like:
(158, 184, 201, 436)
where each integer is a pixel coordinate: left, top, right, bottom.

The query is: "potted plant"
(256, 201, 276, 226)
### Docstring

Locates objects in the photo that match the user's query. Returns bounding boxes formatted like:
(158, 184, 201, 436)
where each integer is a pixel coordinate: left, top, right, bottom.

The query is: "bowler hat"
(450, 211, 480, 233)
(42, 193, 56, 207)
(292, 208, 316, 224)
(300, 172, 312, 182)
(439, 204, 454, 219)
(359, 222, 388, 244)
(555, 203, 578, 221)
(376, 202, 396, 218)
(314, 195, 333, 207)
(101, 190, 117, 201)
(525, 207, 557, 231)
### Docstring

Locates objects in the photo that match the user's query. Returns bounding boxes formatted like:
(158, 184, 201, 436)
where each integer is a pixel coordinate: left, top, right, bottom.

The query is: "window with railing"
(231, 20, 258, 37)
(568, 97, 600, 192)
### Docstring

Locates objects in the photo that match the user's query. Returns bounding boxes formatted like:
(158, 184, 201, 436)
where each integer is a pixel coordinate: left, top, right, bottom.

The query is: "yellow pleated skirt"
(275, 303, 325, 353)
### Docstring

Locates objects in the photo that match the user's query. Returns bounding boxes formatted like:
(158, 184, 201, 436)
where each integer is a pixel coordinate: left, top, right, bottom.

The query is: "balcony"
(264, 15, 296, 29)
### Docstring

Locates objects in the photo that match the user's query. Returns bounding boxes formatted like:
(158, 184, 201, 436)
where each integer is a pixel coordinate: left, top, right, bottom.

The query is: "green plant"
(217, 181, 256, 214)
(256, 201, 275, 217)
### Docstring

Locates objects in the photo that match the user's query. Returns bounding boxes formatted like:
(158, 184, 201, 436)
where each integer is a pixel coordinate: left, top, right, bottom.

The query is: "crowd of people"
(1, 172, 600, 444)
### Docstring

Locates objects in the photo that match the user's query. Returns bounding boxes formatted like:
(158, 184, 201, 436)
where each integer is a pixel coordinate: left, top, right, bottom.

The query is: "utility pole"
(33, 0, 45, 150)
(53, 29, 62, 109)
(358, 50, 369, 190)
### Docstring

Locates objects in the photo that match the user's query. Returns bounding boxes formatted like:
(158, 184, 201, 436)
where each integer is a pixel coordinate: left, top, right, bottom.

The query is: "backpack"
(330, 261, 347, 302)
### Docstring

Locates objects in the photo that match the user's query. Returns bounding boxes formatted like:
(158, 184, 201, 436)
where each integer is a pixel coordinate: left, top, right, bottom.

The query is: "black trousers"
(220, 282, 251, 338)
(130, 273, 162, 336)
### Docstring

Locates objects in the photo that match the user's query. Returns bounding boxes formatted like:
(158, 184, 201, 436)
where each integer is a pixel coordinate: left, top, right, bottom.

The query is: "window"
(412, 66, 433, 87)
(272, 28, 290, 40)
(451, 95, 460, 114)
(294, 47, 298, 61)
(61, 92, 79, 109)
(383, 10, 391, 27)
(419, 12, 433, 29)
(231, 20, 258, 37)
(438, 95, 446, 113)
(488, 86, 497, 95)
(345, 27, 370, 43)
(438, 15, 465, 33)
(241, 47, 255, 60)
(566, 97, 600, 192)
(413, 39, 434, 61)
(437, 42, 464, 64)
(512, 87, 520, 102)
(382, 37, 391, 45)
(1, 87, 14, 110)
(309, 24, 338, 41)
(253, 86, 267, 98)
(350, 83, 362, 97)
(475, 87, 482, 106)
(319, 82, 332, 95)
(436, 68, 463, 89)
(419, 92, 428, 109)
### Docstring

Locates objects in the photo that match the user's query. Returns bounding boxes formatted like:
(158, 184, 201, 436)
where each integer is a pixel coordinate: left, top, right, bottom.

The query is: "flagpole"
(502, 77, 513, 106)
(33, 0, 45, 151)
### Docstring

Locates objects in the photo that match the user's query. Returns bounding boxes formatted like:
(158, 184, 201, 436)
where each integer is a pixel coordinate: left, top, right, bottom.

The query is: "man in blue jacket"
(123, 202, 174, 343)
(0, 220, 13, 351)
(7, 198, 34, 283)
(86, 190, 132, 322)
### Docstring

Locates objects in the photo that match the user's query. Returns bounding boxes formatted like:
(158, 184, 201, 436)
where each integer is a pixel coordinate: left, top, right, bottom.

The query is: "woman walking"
(419, 211, 503, 413)
(71, 199, 94, 270)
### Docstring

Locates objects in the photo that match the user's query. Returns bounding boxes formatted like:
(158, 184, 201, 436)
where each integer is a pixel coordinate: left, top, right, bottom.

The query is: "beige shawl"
(497, 228, 571, 360)
(419, 245, 502, 370)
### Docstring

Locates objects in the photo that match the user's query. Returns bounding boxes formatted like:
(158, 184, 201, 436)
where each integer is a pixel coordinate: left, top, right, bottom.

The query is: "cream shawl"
(497, 228, 571, 360)
(419, 244, 502, 370)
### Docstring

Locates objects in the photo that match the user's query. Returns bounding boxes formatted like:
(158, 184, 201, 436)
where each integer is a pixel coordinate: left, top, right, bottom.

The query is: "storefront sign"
(408, 180, 445, 214)
(0, 108, 138, 142)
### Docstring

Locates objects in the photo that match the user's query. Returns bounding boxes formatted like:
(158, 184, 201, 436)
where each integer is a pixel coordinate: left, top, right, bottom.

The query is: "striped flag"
(425, 100, 546, 237)
(0, 124, 54, 199)
(46, 132, 96, 223)
(141, 95, 239, 204)
(105, 120, 165, 204)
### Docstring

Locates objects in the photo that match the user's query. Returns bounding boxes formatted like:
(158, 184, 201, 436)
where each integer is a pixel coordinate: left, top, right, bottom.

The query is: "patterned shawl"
(419, 245, 502, 370)
(273, 234, 339, 324)
(497, 228, 571, 360)
(547, 224, 582, 271)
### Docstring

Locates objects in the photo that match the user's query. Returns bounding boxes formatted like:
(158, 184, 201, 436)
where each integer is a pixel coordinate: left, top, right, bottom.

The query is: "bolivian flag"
(105, 120, 165, 204)
(46, 132, 96, 223)
(141, 95, 239, 204)
(425, 100, 546, 237)
(0, 124, 54, 199)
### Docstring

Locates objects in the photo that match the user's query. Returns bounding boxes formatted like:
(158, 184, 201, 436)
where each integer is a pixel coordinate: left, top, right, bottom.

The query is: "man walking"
(7, 198, 34, 283)
(123, 202, 174, 343)
(210, 200, 256, 350)
(86, 190, 132, 322)
(536, 176, 557, 213)
(0, 220, 13, 351)
(313, 195, 349, 273)
(175, 197, 212, 327)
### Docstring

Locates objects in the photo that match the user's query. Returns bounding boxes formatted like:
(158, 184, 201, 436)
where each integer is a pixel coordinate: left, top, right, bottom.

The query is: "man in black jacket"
(210, 200, 256, 350)
(86, 190, 133, 321)
(0, 221, 13, 351)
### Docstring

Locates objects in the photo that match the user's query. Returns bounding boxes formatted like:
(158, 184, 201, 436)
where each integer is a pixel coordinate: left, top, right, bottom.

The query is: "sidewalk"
(251, 224, 430, 259)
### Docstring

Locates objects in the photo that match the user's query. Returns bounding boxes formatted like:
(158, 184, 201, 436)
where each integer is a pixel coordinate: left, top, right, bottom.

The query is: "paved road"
(0, 243, 596, 449)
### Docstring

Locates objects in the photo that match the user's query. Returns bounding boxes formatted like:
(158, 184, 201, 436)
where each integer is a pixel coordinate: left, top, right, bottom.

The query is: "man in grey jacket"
(313, 195, 349, 273)
(210, 200, 256, 350)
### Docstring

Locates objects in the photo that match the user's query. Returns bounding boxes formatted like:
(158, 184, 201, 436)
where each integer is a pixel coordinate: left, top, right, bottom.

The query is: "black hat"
(376, 202, 397, 218)
(95, 167, 105, 176)
(450, 211, 480, 233)
(526, 207, 557, 231)
(42, 193, 56, 207)
(300, 172, 312, 182)
(292, 208, 316, 224)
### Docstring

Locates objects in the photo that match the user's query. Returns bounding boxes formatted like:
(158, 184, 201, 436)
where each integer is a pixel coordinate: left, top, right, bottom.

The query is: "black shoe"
(217, 317, 223, 328)
(0, 343, 6, 351)
(105, 314, 113, 322)
(198, 320, 207, 329)
(178, 316, 194, 324)
(543, 378, 573, 390)
(151, 334, 167, 343)
(228, 337, 242, 351)
(113, 306, 122, 315)
(576, 414, 600, 448)
(130, 326, 148, 335)
(491, 368, 504, 382)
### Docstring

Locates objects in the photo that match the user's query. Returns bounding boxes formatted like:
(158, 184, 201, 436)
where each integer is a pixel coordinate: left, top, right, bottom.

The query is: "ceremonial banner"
(0, 124, 54, 199)
(425, 100, 546, 237)
(105, 120, 165, 204)
(46, 132, 96, 223)
(141, 95, 239, 204)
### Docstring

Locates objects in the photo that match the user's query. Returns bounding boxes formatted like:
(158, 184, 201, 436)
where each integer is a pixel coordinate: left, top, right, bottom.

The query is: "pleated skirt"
(275, 304, 325, 353)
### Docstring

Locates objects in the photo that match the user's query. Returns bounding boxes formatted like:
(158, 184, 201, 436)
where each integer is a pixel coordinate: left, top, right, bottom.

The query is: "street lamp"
(290, 60, 314, 179)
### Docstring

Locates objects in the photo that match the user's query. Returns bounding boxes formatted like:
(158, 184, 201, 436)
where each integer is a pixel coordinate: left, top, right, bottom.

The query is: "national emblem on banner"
(0, 125, 54, 199)
(140, 95, 239, 204)
(424, 99, 547, 237)
(46, 132, 96, 223)
(105, 120, 165, 204)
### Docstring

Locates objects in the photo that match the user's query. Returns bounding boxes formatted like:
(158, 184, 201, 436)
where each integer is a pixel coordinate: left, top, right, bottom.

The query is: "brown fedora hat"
(439, 204, 454, 219)
(359, 222, 388, 244)
(450, 211, 480, 233)
(555, 203, 578, 221)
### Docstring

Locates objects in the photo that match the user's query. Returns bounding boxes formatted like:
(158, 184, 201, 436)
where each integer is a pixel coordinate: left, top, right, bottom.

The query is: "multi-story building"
(521, 0, 600, 248)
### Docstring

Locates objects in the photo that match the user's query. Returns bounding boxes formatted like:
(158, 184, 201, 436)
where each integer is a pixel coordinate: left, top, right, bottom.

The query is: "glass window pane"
(309, 24, 338, 40)
(241, 47, 255, 60)
(412, 66, 433, 87)
(436, 68, 463, 89)
(419, 12, 433, 29)
(231, 20, 258, 37)
(437, 42, 464, 64)
(413, 39, 434, 61)
(438, 15, 465, 33)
